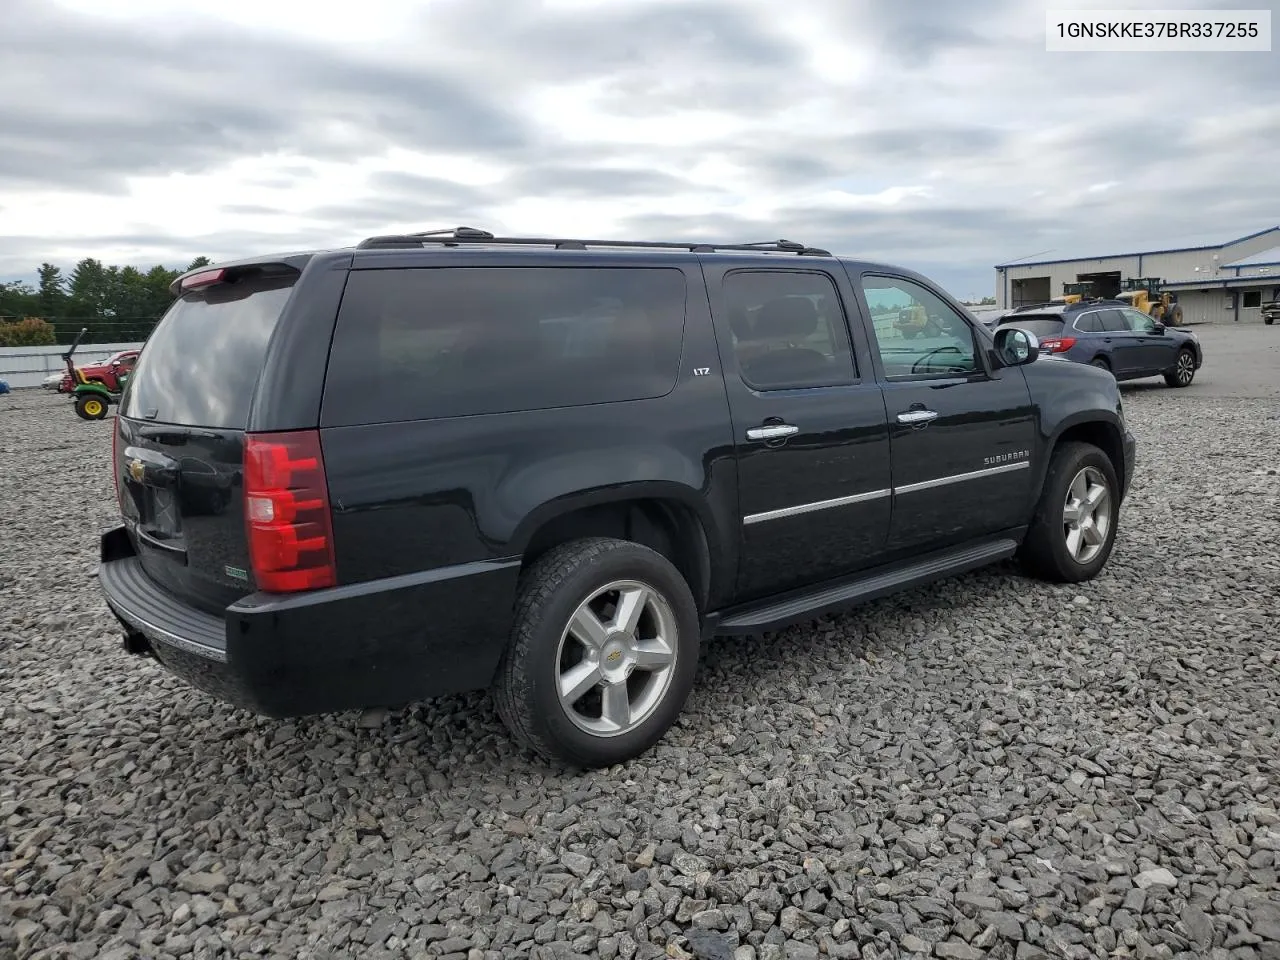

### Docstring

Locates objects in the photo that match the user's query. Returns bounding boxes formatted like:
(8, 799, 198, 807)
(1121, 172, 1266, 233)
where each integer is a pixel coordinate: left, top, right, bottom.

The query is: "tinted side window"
(722, 270, 856, 391)
(1098, 309, 1129, 332)
(323, 267, 687, 425)
(861, 275, 980, 379)
(1074, 312, 1102, 333)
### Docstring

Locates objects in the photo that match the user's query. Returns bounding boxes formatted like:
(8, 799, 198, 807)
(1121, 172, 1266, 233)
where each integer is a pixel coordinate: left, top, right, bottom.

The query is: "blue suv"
(999, 300, 1203, 387)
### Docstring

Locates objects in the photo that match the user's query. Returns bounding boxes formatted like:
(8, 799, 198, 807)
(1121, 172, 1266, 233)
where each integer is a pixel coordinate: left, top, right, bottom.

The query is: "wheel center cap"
(600, 636, 633, 680)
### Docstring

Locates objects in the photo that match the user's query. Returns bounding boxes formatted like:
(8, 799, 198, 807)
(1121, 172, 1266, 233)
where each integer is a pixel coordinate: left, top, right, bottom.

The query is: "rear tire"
(1090, 357, 1111, 373)
(1165, 304, 1183, 327)
(75, 394, 109, 420)
(1019, 441, 1120, 584)
(1164, 347, 1196, 387)
(494, 537, 700, 768)
(1265, 316, 1274, 326)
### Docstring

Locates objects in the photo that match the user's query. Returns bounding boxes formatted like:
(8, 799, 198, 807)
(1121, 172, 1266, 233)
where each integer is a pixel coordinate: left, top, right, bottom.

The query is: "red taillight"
(181, 268, 225, 291)
(1040, 336, 1077, 354)
(243, 430, 337, 593)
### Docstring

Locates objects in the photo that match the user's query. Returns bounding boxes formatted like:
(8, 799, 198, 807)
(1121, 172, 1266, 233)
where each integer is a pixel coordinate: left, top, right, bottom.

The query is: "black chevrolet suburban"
(98, 229, 1136, 768)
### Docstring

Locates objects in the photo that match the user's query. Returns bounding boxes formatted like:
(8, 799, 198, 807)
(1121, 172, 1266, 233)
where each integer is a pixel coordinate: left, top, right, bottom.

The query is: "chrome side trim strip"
(744, 488, 892, 525)
(894, 460, 1030, 496)
(743, 461, 1032, 525)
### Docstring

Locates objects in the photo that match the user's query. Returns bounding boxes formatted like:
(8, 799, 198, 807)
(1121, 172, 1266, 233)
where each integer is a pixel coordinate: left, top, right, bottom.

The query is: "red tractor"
(58, 347, 138, 393)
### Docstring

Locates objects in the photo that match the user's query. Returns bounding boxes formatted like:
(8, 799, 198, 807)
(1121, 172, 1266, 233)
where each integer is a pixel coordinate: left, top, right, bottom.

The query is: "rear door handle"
(897, 409, 938, 425)
(746, 424, 799, 441)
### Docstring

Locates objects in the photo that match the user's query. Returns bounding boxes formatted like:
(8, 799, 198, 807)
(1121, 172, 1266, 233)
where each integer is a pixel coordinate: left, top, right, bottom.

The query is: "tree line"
(0, 256, 211, 346)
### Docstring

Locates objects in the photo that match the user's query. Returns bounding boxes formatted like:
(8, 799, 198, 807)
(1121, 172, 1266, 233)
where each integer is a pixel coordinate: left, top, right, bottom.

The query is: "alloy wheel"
(1176, 351, 1195, 385)
(555, 579, 678, 738)
(1062, 466, 1112, 565)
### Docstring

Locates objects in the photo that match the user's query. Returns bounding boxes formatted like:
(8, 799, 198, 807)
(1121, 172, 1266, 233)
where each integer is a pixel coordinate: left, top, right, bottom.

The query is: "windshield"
(120, 273, 295, 428)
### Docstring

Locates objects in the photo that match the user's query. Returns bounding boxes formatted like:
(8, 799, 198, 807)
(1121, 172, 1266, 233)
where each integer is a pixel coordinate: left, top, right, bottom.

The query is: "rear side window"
(121, 274, 295, 428)
(322, 266, 687, 425)
(1074, 312, 1103, 333)
(1097, 309, 1129, 332)
(724, 270, 857, 390)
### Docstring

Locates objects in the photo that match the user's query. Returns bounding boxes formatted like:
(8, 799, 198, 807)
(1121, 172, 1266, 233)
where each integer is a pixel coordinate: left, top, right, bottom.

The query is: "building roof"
(994, 225, 1280, 270)
(1222, 245, 1280, 268)
(1161, 275, 1280, 289)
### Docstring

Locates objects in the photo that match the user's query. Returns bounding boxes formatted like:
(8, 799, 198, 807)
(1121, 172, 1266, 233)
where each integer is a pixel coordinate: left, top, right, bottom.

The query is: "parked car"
(97, 230, 1136, 769)
(60, 349, 138, 393)
(42, 372, 64, 390)
(1263, 299, 1279, 326)
(997, 300, 1202, 387)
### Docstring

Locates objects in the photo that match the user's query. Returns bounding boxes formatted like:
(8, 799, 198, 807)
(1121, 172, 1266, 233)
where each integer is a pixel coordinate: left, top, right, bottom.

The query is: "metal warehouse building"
(994, 225, 1280, 324)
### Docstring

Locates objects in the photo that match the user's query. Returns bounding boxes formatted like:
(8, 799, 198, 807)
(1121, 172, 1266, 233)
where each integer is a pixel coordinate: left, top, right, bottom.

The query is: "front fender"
(1024, 358, 1128, 489)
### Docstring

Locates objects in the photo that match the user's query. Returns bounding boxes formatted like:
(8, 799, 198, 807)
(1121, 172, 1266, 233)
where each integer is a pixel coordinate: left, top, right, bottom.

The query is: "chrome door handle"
(746, 424, 799, 441)
(897, 409, 938, 424)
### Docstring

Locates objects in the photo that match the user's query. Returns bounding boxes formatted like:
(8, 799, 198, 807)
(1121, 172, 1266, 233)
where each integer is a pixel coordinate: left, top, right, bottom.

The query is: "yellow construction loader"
(1116, 278, 1183, 326)
(1056, 281, 1095, 304)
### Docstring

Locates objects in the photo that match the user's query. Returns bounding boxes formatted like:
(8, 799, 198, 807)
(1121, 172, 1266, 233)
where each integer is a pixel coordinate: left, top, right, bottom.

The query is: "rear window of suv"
(121, 273, 295, 428)
(999, 315, 1065, 339)
(322, 266, 688, 425)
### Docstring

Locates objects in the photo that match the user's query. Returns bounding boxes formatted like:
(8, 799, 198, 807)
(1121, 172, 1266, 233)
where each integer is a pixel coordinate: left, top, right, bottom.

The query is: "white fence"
(0, 342, 144, 389)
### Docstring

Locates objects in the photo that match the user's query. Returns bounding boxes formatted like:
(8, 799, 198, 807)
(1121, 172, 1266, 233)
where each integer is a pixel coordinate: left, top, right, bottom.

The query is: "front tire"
(494, 537, 700, 768)
(1164, 347, 1196, 387)
(1019, 442, 1120, 583)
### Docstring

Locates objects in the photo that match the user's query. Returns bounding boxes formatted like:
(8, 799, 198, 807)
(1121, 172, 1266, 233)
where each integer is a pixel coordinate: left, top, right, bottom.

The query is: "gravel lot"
(2, 366, 1278, 960)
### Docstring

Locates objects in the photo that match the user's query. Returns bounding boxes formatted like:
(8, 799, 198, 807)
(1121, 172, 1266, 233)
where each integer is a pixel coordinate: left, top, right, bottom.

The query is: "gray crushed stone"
(1, 388, 1278, 960)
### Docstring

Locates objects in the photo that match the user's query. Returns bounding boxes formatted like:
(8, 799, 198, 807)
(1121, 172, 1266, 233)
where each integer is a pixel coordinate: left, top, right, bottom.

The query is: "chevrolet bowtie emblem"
(127, 458, 145, 483)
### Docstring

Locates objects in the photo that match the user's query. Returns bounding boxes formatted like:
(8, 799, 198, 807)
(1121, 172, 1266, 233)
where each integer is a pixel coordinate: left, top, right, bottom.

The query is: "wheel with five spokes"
(494, 537, 700, 768)
(1019, 441, 1120, 583)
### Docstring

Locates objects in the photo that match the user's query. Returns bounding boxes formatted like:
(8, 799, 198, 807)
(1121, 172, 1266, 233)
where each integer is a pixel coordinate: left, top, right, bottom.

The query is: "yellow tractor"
(1054, 281, 1096, 304)
(1116, 278, 1183, 326)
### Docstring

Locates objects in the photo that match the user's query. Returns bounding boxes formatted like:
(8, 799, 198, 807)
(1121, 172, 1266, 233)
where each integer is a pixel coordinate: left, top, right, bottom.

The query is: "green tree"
(37, 263, 66, 318)
(6, 255, 206, 344)
(0, 282, 40, 320)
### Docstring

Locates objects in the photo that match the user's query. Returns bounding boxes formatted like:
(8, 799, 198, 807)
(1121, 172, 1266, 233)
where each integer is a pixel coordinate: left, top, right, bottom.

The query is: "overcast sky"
(2, 0, 1277, 299)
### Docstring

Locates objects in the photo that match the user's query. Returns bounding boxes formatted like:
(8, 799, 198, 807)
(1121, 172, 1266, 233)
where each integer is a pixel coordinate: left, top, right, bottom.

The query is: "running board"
(711, 538, 1020, 636)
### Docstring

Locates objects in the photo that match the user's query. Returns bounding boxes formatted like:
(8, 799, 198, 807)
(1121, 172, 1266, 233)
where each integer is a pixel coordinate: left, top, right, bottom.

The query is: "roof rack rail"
(354, 227, 832, 257)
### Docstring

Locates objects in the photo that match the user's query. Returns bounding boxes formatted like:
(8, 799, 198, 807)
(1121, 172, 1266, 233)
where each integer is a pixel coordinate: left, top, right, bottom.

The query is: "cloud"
(0, 0, 1277, 296)
(1, 0, 533, 193)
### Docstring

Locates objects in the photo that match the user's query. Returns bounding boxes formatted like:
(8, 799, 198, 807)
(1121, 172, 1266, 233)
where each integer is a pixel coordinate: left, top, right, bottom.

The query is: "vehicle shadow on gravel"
(125, 562, 1023, 793)
(181, 561, 1039, 783)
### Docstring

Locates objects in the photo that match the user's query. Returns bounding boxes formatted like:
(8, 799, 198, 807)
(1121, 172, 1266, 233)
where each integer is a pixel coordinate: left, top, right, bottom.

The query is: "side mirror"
(1151, 322, 1165, 334)
(993, 327, 1039, 366)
